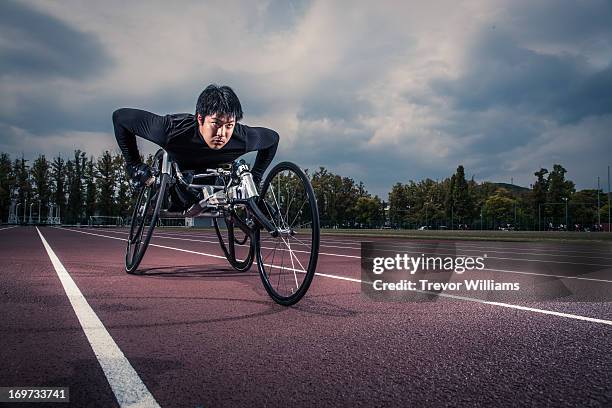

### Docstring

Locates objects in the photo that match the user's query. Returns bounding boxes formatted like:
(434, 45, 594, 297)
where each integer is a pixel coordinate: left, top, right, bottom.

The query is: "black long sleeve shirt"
(112, 108, 279, 182)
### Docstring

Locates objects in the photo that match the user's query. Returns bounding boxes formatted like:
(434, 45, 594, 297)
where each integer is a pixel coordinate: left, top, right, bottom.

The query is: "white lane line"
(317, 235, 612, 255)
(0, 225, 18, 232)
(36, 228, 161, 408)
(353, 273, 612, 326)
(102, 227, 612, 254)
(111, 228, 612, 259)
(352, 242, 612, 261)
(483, 268, 612, 283)
(59, 227, 612, 326)
(73, 228, 612, 283)
(58, 227, 229, 261)
(80, 228, 361, 259)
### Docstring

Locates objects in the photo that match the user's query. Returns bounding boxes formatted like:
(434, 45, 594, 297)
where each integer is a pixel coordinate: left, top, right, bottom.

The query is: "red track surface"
(1, 226, 611, 407)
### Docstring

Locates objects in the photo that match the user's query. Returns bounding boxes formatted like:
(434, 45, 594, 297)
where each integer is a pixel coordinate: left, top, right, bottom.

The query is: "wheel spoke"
(276, 236, 287, 288)
(282, 234, 299, 289)
(263, 198, 281, 231)
(289, 198, 308, 229)
(263, 239, 280, 263)
(269, 186, 288, 229)
(289, 234, 312, 251)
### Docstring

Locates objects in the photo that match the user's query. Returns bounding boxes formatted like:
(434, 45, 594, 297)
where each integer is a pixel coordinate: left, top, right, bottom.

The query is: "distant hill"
(492, 182, 531, 193)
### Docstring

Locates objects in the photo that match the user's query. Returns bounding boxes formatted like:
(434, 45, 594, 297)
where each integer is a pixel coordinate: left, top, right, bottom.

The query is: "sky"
(1, 0, 611, 198)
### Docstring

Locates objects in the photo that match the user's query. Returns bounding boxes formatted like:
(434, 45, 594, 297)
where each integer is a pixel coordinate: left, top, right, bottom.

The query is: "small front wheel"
(255, 162, 320, 305)
(213, 206, 255, 272)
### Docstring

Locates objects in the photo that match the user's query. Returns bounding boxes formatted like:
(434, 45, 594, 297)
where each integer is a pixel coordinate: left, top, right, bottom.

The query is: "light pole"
(608, 166, 612, 232)
(29, 202, 35, 224)
(405, 205, 411, 229)
(425, 200, 432, 229)
(16, 203, 21, 224)
(598, 176, 601, 227)
(23, 197, 27, 223)
(38, 200, 41, 224)
(562, 197, 568, 230)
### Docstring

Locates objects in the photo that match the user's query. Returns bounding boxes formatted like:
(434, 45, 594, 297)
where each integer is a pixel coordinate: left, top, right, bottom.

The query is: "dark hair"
(195, 84, 243, 122)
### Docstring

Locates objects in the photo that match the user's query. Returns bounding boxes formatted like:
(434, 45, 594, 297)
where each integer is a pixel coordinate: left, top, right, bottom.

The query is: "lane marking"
(0, 225, 18, 232)
(483, 268, 612, 283)
(58, 227, 612, 325)
(69, 228, 612, 283)
(80, 228, 362, 259)
(137, 229, 612, 257)
(353, 274, 612, 326)
(110, 228, 612, 268)
(36, 228, 161, 408)
(100, 227, 612, 261)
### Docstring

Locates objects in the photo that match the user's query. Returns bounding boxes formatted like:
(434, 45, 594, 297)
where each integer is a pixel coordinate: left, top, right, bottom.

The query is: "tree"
(388, 183, 410, 228)
(483, 188, 516, 228)
(14, 156, 32, 221)
(451, 165, 473, 224)
(66, 150, 86, 223)
(546, 164, 575, 225)
(51, 155, 66, 221)
(96, 151, 116, 216)
(114, 153, 132, 218)
(355, 196, 383, 228)
(84, 156, 97, 219)
(30, 155, 51, 220)
(0, 153, 14, 221)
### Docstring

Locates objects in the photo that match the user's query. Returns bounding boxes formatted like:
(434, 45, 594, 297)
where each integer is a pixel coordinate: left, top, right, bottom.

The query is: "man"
(113, 84, 279, 209)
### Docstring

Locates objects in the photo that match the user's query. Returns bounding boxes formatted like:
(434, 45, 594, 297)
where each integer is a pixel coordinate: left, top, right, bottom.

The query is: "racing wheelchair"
(125, 149, 320, 306)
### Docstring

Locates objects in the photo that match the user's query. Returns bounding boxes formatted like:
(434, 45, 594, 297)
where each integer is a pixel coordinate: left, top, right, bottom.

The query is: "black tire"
(255, 162, 320, 305)
(213, 207, 255, 272)
(125, 173, 169, 274)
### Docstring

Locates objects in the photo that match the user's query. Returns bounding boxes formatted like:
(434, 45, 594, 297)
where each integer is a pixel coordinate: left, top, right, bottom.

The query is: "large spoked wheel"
(213, 206, 255, 272)
(125, 173, 169, 274)
(255, 162, 320, 306)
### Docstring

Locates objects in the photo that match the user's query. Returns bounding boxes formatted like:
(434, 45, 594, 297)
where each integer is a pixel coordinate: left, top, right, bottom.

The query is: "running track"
(1, 226, 611, 407)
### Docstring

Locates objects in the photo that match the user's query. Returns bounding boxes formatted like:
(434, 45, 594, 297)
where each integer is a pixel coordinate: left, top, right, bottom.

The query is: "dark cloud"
(505, 0, 612, 45)
(0, 0, 111, 79)
(430, 0, 612, 125)
(0, 88, 118, 134)
(432, 29, 612, 123)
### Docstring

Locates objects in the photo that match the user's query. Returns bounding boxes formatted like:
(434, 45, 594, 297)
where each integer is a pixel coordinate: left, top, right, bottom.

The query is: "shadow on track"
(135, 264, 257, 278)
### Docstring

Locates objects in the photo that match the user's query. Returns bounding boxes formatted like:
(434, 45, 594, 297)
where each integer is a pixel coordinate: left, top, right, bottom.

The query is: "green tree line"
(388, 164, 610, 230)
(0, 151, 609, 229)
(0, 150, 132, 224)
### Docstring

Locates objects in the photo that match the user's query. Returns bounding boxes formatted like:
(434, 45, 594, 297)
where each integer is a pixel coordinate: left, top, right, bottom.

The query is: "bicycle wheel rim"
(125, 174, 167, 273)
(214, 208, 255, 272)
(256, 162, 319, 305)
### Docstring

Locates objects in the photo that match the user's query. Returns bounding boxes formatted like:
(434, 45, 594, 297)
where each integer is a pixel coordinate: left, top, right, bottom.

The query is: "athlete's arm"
(112, 108, 169, 167)
(244, 126, 279, 184)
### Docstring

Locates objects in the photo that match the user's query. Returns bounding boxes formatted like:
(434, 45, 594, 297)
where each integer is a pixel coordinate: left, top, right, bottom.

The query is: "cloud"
(0, 122, 118, 160)
(431, 27, 612, 123)
(1, 0, 611, 198)
(0, 0, 111, 79)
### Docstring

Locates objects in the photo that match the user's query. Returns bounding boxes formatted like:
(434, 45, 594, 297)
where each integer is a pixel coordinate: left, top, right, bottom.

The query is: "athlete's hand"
(127, 163, 154, 189)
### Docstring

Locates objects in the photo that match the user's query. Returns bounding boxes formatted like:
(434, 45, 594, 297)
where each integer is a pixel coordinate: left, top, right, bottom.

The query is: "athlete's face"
(197, 113, 236, 149)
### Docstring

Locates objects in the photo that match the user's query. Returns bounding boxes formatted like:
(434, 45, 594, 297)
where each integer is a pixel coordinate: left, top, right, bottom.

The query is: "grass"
(149, 225, 612, 243)
(318, 228, 612, 243)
